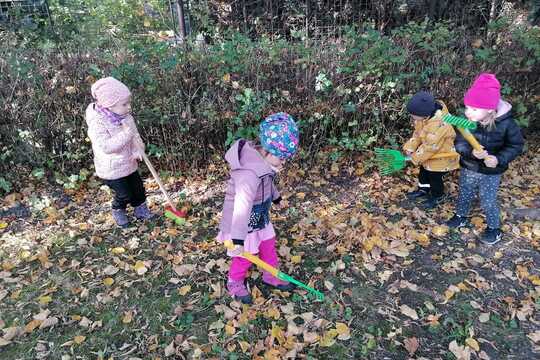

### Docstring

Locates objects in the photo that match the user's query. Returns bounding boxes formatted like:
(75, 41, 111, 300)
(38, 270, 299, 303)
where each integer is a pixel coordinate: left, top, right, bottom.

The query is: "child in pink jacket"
(217, 113, 299, 304)
(86, 77, 155, 228)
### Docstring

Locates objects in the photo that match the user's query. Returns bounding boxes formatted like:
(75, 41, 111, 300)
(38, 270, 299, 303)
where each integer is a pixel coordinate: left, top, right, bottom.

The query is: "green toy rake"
(375, 148, 457, 175)
(436, 111, 485, 152)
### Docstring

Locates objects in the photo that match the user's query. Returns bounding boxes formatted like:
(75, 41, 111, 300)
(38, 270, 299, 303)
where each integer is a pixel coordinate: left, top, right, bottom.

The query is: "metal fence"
(0, 0, 51, 27)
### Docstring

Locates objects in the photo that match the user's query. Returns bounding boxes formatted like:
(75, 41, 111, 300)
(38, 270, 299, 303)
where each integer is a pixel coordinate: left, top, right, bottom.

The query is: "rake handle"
(142, 153, 177, 212)
(456, 128, 485, 152)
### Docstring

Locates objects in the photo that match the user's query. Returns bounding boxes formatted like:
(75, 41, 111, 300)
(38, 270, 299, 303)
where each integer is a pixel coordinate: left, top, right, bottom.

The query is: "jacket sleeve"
(455, 131, 473, 160)
(271, 178, 281, 203)
(87, 117, 134, 154)
(126, 117, 145, 153)
(410, 125, 452, 165)
(230, 170, 259, 241)
(494, 119, 524, 166)
(402, 120, 422, 153)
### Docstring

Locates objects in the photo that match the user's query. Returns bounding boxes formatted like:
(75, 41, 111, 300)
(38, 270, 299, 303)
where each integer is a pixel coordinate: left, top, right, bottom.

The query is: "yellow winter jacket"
(402, 101, 460, 172)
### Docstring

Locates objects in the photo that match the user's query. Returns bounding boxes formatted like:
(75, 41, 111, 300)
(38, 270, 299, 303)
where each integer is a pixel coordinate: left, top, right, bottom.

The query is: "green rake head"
(442, 113, 477, 130)
(374, 148, 409, 175)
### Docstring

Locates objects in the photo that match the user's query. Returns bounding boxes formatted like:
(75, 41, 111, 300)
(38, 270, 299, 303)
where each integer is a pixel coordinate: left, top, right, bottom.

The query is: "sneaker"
(112, 209, 129, 228)
(227, 279, 253, 304)
(480, 228, 502, 245)
(446, 214, 470, 229)
(406, 189, 429, 200)
(422, 195, 446, 210)
(134, 202, 157, 220)
(262, 273, 296, 292)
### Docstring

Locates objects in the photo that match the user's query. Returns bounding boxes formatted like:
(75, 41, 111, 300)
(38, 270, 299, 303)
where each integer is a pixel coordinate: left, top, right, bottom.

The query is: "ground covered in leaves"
(1, 142, 540, 360)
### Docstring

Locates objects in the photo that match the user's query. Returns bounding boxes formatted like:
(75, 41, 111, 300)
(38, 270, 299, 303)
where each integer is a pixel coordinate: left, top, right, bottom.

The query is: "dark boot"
(406, 189, 429, 200)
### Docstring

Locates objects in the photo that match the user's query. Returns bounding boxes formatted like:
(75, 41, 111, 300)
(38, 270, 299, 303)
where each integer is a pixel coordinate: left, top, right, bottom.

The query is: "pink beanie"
(91, 77, 131, 108)
(463, 73, 500, 110)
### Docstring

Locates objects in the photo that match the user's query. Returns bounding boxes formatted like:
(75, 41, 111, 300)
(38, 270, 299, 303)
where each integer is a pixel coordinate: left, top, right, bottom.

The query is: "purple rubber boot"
(227, 279, 253, 304)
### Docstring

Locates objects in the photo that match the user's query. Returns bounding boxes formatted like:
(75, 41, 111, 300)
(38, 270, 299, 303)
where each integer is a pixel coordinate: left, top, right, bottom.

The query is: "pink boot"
(227, 279, 253, 304)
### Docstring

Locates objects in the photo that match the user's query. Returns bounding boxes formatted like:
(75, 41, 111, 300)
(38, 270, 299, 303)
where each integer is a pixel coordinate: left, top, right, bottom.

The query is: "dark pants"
(418, 167, 447, 198)
(104, 171, 146, 210)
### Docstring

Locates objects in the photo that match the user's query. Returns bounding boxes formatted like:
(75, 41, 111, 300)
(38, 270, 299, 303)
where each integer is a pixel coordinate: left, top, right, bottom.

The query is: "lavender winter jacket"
(86, 103, 144, 180)
(219, 139, 281, 241)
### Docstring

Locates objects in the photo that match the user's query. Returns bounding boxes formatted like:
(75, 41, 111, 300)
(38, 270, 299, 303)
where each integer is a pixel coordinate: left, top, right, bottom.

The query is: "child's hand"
(484, 155, 498, 168)
(132, 151, 143, 161)
(472, 149, 488, 159)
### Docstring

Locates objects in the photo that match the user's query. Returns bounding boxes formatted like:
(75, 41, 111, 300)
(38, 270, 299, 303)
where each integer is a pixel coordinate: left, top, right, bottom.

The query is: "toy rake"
(375, 148, 457, 175)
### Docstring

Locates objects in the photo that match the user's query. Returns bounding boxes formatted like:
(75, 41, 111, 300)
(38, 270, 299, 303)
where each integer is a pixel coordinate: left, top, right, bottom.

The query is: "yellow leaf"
(335, 322, 351, 340)
(290, 255, 302, 264)
(296, 192, 306, 200)
(238, 340, 250, 353)
(225, 324, 236, 336)
(432, 225, 449, 237)
(265, 307, 280, 320)
(122, 311, 133, 324)
(466, 337, 480, 351)
(471, 216, 484, 227)
(133, 261, 148, 275)
(528, 275, 540, 286)
(0, 222, 8, 230)
(222, 73, 231, 83)
(71, 315, 82, 321)
(38, 295, 52, 305)
(415, 232, 430, 246)
(457, 282, 470, 291)
(111, 247, 125, 255)
(25, 319, 43, 333)
(2, 261, 14, 271)
(178, 285, 191, 296)
(10, 290, 21, 300)
(143, 19, 151, 27)
(74, 335, 86, 344)
(320, 329, 338, 347)
(103, 278, 114, 286)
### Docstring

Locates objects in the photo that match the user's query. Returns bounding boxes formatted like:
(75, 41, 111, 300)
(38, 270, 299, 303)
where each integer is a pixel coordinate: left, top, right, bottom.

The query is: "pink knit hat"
(463, 73, 500, 110)
(91, 77, 131, 108)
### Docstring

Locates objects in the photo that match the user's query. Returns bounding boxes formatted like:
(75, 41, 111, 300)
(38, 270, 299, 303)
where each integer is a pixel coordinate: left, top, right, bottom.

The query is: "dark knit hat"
(406, 91, 437, 117)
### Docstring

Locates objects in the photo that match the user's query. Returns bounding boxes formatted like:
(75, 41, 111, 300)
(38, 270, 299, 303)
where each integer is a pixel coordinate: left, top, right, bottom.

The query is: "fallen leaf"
(111, 247, 126, 255)
(73, 335, 86, 344)
(225, 324, 236, 336)
(291, 255, 302, 264)
(303, 331, 319, 343)
(133, 261, 148, 275)
(324, 280, 334, 291)
(478, 312, 490, 323)
(449, 340, 471, 360)
(400, 305, 419, 320)
(404, 337, 419, 356)
(40, 317, 59, 329)
(178, 285, 191, 296)
(319, 329, 338, 347)
(38, 295, 52, 305)
(25, 319, 43, 333)
(122, 311, 133, 324)
(432, 225, 449, 237)
(466, 338, 480, 351)
(164, 341, 175, 356)
(103, 278, 114, 286)
(528, 330, 540, 343)
(335, 322, 351, 340)
(103, 265, 119, 276)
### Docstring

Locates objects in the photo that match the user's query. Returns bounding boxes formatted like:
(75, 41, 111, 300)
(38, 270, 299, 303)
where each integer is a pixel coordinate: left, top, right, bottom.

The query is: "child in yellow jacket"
(403, 91, 460, 209)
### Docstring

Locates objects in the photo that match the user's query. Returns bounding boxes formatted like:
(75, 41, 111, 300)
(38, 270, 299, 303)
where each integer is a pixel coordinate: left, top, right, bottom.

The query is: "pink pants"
(229, 237, 280, 284)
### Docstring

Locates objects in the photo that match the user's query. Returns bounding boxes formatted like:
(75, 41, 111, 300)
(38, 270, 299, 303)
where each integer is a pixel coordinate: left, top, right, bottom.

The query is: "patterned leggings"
(455, 168, 502, 229)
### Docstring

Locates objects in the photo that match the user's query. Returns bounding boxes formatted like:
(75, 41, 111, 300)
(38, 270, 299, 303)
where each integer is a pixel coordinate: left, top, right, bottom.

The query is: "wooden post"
(174, 0, 187, 40)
